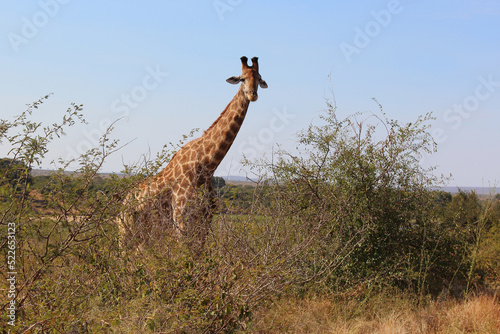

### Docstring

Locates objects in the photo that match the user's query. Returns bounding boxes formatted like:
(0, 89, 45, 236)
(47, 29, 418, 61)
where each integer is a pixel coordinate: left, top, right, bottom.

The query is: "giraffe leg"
(117, 215, 127, 251)
(169, 179, 186, 236)
(117, 211, 139, 254)
(194, 182, 216, 251)
(171, 195, 207, 255)
(172, 205, 186, 238)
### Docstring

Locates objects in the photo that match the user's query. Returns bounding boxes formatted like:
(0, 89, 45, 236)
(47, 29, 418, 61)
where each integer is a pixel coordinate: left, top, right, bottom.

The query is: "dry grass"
(435, 294, 500, 333)
(251, 293, 500, 334)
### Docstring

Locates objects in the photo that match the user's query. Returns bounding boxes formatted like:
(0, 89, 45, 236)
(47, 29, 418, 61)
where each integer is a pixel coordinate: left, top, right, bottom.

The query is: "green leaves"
(1, 94, 497, 332)
(252, 101, 457, 295)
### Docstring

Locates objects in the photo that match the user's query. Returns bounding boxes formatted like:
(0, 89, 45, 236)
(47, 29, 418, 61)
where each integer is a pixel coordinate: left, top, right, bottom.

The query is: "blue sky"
(1, 0, 499, 187)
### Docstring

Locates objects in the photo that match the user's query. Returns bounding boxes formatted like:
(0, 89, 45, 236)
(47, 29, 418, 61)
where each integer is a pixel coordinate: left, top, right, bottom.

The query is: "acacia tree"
(0, 96, 122, 331)
(245, 101, 467, 295)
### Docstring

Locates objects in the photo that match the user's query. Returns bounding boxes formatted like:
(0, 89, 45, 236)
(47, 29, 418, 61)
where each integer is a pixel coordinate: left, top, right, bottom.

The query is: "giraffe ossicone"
(118, 56, 267, 253)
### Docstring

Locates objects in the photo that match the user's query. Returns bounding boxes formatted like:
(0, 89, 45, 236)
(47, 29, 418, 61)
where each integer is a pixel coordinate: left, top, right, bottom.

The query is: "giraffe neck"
(202, 86, 250, 172)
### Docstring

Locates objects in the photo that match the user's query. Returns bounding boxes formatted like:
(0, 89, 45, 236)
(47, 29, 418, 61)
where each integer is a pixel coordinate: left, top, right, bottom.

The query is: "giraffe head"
(226, 56, 268, 102)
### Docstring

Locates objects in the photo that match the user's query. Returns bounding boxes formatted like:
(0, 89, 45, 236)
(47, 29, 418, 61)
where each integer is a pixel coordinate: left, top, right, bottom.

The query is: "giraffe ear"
(226, 76, 242, 85)
(259, 79, 268, 89)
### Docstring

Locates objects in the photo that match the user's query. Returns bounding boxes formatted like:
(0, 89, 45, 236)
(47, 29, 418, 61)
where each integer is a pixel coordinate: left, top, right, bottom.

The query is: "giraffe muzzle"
(248, 91, 258, 101)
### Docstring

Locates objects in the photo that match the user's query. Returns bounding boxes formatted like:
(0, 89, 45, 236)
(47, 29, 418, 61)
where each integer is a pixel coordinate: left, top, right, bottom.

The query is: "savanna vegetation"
(1, 96, 499, 333)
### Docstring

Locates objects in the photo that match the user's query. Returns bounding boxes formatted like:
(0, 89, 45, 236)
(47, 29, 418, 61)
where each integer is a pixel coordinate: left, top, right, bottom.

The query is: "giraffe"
(118, 56, 267, 253)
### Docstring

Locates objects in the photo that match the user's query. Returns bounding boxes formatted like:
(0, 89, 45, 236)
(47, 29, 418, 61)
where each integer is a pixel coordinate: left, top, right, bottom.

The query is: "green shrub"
(245, 101, 483, 296)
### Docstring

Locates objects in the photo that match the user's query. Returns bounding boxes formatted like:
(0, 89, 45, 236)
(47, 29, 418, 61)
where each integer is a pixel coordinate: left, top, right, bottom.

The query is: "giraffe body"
(118, 57, 267, 252)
